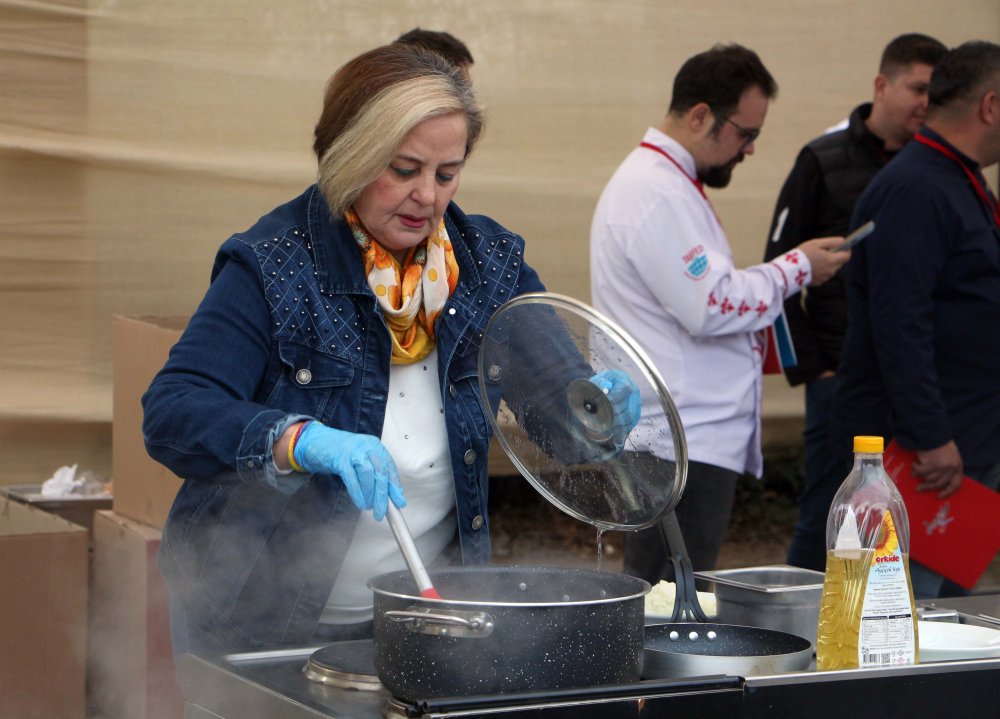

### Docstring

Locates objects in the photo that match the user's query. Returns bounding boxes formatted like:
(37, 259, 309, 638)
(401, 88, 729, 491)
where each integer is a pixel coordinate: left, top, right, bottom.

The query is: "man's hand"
(797, 237, 852, 286)
(912, 440, 963, 498)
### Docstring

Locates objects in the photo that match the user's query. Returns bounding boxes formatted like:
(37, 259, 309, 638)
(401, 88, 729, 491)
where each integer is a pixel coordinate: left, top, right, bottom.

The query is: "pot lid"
(477, 292, 687, 531)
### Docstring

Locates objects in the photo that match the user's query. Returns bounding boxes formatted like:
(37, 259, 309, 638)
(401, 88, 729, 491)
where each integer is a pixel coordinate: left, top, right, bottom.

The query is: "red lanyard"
(914, 134, 1000, 228)
(640, 142, 722, 228)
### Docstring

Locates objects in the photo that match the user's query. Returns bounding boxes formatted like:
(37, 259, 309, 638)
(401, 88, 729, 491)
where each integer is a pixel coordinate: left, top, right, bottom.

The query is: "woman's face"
(354, 112, 468, 261)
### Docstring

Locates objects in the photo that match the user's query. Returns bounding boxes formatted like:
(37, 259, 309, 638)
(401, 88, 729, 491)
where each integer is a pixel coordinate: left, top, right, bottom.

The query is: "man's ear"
(873, 73, 889, 100)
(688, 102, 713, 135)
(979, 89, 999, 125)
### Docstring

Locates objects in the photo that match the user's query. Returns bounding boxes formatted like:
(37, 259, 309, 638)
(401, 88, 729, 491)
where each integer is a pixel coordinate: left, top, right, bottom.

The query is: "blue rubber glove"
(590, 369, 642, 448)
(292, 422, 406, 520)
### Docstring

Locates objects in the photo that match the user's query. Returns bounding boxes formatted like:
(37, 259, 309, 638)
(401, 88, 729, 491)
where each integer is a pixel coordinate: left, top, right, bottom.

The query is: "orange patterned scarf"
(345, 208, 459, 364)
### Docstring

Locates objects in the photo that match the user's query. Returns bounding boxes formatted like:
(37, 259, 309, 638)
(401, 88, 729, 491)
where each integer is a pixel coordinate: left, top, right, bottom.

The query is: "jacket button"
(295, 368, 312, 385)
(449, 383, 457, 399)
(464, 449, 476, 465)
(471, 515, 484, 530)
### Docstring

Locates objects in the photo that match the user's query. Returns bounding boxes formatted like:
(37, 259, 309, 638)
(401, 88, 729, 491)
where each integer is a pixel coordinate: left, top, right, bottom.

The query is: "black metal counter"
(177, 594, 1000, 719)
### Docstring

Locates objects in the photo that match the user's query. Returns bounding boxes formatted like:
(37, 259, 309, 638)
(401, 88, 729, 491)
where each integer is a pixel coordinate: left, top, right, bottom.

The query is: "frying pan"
(643, 494, 815, 677)
(643, 622, 812, 677)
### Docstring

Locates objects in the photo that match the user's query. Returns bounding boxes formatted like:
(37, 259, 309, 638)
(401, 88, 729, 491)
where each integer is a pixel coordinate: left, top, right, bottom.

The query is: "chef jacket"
(590, 127, 812, 476)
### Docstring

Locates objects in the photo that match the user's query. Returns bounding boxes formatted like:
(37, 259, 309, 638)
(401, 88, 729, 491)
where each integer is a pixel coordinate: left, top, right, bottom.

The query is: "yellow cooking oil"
(817, 547, 919, 669)
(816, 437, 918, 671)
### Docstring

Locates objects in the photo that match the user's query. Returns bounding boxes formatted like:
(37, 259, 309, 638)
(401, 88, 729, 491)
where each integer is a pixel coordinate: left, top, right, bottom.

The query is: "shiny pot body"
(695, 565, 824, 649)
(369, 566, 649, 700)
(643, 622, 813, 678)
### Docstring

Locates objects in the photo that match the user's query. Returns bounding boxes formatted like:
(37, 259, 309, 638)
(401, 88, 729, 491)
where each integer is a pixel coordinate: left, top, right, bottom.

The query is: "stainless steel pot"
(370, 566, 649, 700)
(643, 622, 813, 678)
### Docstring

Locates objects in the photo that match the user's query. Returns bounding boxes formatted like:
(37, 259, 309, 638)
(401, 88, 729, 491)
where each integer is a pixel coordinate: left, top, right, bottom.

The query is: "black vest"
(807, 103, 890, 237)
(801, 104, 892, 367)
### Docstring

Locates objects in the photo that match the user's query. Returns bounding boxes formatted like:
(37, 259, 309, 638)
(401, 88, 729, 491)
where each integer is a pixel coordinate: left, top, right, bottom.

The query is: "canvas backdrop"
(1, 0, 998, 480)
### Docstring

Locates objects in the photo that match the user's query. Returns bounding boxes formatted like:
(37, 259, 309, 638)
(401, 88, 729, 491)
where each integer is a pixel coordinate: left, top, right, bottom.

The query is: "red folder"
(883, 440, 1000, 589)
(762, 326, 782, 375)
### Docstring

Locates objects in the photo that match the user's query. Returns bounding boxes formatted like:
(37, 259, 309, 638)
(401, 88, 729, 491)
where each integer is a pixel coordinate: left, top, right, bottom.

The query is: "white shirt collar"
(641, 127, 698, 179)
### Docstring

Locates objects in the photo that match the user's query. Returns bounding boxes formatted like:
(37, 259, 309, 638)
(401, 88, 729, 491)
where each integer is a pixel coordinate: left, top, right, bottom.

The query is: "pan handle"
(383, 608, 495, 638)
(658, 511, 708, 623)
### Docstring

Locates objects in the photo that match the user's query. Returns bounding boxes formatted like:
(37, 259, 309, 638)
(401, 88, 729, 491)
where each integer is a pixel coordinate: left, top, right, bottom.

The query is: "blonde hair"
(314, 44, 484, 216)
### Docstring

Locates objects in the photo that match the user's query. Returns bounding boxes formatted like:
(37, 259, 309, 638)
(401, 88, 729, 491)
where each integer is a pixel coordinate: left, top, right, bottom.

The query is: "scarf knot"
(345, 208, 459, 364)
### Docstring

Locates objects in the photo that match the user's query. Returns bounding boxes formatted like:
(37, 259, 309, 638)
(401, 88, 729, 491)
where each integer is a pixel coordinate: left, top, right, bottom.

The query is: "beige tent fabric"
(2, 0, 998, 431)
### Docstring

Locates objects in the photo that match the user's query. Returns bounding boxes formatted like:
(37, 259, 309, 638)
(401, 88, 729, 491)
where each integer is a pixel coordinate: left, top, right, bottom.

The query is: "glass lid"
(477, 292, 687, 531)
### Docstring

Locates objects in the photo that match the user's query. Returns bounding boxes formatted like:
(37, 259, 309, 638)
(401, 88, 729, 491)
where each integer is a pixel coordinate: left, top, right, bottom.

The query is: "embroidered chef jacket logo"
(923, 502, 955, 535)
(682, 245, 710, 280)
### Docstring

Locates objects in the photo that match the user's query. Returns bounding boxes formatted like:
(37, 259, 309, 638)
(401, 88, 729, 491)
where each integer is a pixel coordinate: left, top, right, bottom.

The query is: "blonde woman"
(142, 43, 638, 656)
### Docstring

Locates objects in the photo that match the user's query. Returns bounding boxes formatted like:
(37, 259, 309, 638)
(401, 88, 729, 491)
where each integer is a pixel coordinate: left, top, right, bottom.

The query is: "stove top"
(177, 597, 1000, 719)
(303, 641, 383, 692)
(178, 644, 1000, 719)
(177, 645, 743, 719)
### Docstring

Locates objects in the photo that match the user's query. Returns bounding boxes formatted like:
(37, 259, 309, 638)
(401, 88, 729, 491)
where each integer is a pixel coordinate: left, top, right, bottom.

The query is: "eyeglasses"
(718, 115, 761, 147)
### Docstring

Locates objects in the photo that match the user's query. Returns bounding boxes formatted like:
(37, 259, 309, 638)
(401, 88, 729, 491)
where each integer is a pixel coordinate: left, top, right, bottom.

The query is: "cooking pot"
(643, 622, 813, 678)
(369, 566, 649, 700)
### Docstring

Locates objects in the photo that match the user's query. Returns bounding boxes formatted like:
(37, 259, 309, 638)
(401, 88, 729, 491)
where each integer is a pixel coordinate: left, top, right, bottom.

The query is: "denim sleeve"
(142, 240, 311, 492)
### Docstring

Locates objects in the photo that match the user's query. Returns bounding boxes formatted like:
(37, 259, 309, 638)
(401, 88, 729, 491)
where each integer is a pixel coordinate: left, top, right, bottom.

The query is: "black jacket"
(831, 128, 1000, 468)
(763, 104, 892, 385)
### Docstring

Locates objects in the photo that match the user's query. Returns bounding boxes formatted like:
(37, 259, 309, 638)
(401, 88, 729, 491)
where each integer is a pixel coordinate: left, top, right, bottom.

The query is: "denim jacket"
(142, 185, 550, 648)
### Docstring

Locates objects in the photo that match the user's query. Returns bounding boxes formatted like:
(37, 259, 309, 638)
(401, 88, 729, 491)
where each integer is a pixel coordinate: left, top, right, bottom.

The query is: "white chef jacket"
(590, 127, 811, 477)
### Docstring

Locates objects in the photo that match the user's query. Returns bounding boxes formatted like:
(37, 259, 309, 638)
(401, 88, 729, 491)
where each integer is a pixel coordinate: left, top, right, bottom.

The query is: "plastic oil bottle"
(816, 436, 918, 670)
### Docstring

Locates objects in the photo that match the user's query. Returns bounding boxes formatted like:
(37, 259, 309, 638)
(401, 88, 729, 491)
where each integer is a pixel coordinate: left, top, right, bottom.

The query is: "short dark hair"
(395, 28, 474, 68)
(668, 43, 777, 119)
(928, 40, 1000, 111)
(879, 33, 947, 77)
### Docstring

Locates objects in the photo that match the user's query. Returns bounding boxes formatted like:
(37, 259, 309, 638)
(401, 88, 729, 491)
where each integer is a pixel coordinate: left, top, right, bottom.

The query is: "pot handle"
(383, 608, 495, 638)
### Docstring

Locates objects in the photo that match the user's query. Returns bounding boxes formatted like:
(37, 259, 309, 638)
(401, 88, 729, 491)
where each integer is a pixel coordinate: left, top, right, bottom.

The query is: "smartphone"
(832, 220, 875, 252)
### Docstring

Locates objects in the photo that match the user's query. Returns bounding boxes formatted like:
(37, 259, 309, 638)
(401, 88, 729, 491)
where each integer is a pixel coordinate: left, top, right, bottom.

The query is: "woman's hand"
(589, 369, 642, 447)
(292, 422, 406, 520)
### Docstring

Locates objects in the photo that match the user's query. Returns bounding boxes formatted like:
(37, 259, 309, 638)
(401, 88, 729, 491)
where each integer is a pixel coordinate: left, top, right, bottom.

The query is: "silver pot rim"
(368, 566, 651, 608)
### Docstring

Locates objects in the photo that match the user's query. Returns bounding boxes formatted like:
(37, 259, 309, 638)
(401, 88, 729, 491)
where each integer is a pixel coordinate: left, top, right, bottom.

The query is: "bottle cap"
(854, 435, 884, 453)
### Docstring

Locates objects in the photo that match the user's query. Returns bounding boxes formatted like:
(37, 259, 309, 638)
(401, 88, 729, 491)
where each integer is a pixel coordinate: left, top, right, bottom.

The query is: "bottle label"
(858, 510, 916, 667)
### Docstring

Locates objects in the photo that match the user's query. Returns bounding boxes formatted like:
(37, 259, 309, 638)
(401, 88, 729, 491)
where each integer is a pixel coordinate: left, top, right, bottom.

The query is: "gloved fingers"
(365, 443, 403, 520)
(338, 462, 370, 511)
(591, 375, 613, 393)
(590, 370, 642, 430)
(620, 387, 642, 428)
(387, 476, 407, 509)
(366, 453, 390, 521)
(352, 459, 377, 511)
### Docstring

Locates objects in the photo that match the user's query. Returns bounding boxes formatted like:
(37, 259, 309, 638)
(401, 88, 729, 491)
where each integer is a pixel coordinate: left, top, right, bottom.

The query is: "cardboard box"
(0, 483, 112, 534)
(112, 315, 188, 528)
(0, 498, 89, 719)
(88, 510, 183, 719)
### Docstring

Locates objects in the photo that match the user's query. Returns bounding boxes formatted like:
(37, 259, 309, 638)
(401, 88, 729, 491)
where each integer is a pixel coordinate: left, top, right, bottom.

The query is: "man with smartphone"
(589, 44, 849, 586)
(830, 41, 1000, 598)
(763, 34, 947, 573)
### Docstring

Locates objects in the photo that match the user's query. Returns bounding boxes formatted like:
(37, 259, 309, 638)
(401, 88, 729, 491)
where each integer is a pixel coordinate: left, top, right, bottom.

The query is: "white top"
(322, 349, 456, 624)
(590, 127, 811, 476)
